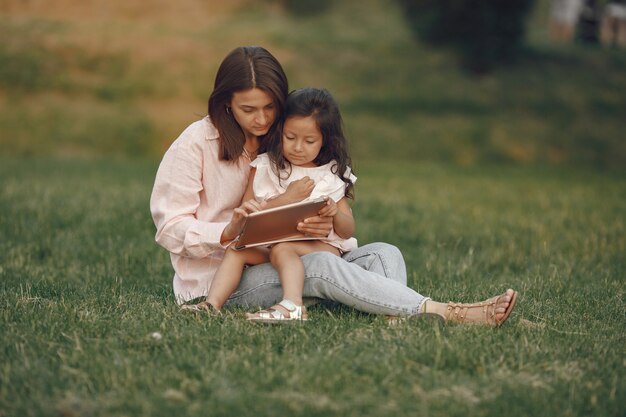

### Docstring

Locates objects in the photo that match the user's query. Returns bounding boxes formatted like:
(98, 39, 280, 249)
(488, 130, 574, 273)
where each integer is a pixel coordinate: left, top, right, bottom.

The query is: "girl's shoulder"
(322, 160, 357, 184)
(319, 160, 354, 176)
(250, 152, 271, 169)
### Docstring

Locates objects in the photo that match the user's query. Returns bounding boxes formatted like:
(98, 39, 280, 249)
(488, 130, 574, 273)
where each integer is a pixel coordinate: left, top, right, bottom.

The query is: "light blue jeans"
(225, 242, 428, 316)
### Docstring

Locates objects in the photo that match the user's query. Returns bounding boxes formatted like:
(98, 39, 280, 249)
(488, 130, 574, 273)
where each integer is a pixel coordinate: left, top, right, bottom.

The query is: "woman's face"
(230, 88, 277, 140)
(282, 115, 323, 168)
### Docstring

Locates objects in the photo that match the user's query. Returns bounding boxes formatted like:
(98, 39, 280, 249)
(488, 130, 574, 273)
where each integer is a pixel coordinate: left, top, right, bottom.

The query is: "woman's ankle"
(422, 300, 446, 319)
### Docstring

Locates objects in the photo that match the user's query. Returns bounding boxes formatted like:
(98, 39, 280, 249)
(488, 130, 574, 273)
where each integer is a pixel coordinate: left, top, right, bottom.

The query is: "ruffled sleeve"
(311, 163, 357, 202)
(250, 153, 286, 202)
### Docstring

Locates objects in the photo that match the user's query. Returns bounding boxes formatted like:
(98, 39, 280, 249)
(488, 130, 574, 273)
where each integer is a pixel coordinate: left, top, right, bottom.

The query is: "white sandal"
(246, 299, 308, 324)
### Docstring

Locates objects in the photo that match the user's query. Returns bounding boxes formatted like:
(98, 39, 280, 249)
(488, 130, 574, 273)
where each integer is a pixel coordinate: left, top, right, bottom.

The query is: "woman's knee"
(366, 242, 402, 260)
(299, 250, 342, 272)
(341, 242, 407, 283)
(371, 243, 406, 283)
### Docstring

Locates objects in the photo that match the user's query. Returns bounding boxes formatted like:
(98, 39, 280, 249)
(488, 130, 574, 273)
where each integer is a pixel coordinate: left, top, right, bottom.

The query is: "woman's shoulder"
(162, 117, 220, 162)
(181, 116, 218, 142)
(171, 117, 219, 148)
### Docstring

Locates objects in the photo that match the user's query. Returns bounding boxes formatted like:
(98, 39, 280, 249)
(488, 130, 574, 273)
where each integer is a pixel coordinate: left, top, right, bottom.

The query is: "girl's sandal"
(246, 299, 308, 324)
(180, 300, 222, 316)
(445, 290, 518, 327)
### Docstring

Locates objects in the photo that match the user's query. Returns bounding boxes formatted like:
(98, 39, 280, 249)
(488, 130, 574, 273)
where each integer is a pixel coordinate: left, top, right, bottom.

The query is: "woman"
(150, 46, 517, 325)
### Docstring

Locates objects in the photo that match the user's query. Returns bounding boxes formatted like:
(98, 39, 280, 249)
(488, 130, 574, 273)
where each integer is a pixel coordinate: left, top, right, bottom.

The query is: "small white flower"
(150, 331, 163, 341)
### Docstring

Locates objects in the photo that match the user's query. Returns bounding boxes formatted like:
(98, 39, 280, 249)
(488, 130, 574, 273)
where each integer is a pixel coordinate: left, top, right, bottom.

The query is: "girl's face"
(282, 115, 323, 168)
(230, 88, 277, 140)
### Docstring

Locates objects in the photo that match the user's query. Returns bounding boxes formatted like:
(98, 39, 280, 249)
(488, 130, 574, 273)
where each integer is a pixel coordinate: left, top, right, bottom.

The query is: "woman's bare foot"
(425, 289, 518, 327)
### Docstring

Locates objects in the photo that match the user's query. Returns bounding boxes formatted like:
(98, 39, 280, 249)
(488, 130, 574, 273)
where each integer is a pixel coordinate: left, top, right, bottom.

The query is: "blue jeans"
(225, 242, 428, 316)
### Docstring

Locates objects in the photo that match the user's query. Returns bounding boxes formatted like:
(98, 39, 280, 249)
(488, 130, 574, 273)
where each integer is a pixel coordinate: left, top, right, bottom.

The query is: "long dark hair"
(268, 87, 355, 200)
(208, 46, 288, 161)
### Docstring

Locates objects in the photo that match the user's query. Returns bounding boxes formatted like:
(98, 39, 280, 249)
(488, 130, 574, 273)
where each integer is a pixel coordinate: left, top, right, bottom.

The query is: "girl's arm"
(318, 197, 355, 239)
(263, 176, 315, 209)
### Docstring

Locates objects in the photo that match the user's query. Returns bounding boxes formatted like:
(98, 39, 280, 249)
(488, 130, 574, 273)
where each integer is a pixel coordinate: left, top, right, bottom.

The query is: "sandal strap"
(278, 299, 298, 313)
(445, 296, 498, 325)
(255, 308, 284, 320)
(247, 299, 307, 322)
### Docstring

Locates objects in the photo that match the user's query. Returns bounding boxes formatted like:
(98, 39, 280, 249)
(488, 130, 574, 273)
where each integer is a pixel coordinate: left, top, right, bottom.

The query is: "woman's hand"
(221, 199, 265, 243)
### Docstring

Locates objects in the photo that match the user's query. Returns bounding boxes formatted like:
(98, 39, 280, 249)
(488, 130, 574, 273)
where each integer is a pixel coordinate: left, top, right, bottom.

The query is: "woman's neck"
(244, 136, 259, 150)
(243, 136, 260, 160)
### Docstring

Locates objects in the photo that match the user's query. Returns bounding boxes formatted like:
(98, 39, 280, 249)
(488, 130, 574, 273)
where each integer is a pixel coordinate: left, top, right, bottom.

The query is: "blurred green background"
(1, 0, 624, 169)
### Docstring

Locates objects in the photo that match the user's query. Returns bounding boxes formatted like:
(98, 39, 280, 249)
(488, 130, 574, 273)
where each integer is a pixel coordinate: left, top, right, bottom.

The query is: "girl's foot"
(246, 299, 308, 324)
(439, 289, 518, 327)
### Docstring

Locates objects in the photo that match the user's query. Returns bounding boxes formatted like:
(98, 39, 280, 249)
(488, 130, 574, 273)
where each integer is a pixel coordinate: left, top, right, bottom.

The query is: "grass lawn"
(1, 157, 623, 417)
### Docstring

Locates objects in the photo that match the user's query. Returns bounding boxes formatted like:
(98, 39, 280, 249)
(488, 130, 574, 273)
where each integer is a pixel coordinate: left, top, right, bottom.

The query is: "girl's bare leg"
(269, 241, 340, 306)
(207, 247, 269, 310)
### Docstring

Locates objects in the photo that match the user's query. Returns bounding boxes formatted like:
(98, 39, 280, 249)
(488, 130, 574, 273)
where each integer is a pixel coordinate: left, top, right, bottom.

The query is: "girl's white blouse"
(250, 153, 358, 252)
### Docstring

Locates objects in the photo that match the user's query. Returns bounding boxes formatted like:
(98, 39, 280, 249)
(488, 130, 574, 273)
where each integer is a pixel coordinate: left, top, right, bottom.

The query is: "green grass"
(1, 157, 624, 417)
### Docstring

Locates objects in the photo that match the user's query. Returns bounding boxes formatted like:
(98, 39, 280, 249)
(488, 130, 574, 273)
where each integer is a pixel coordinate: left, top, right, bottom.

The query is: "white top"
(150, 117, 251, 304)
(250, 153, 358, 252)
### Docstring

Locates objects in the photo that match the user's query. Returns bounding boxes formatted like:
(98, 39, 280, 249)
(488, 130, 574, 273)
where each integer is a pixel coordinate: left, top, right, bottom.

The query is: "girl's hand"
(317, 197, 338, 217)
(297, 215, 333, 238)
(283, 176, 315, 203)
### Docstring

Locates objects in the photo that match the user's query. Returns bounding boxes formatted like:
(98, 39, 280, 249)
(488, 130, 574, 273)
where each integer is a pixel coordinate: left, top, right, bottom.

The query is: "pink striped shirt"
(150, 117, 250, 303)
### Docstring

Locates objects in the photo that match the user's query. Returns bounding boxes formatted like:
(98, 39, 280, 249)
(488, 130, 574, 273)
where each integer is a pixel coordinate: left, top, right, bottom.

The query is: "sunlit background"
(1, 0, 624, 169)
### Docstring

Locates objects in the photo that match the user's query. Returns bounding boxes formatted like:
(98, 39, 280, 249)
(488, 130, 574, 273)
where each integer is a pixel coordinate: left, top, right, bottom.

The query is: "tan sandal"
(445, 290, 518, 327)
(246, 299, 308, 324)
(180, 299, 221, 316)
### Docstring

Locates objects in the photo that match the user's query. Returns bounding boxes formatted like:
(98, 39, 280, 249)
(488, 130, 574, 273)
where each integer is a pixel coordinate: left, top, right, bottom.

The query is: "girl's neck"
(288, 159, 319, 168)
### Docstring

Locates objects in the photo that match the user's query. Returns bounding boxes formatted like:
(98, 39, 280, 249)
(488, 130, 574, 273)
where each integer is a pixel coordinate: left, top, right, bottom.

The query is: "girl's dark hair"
(208, 46, 288, 161)
(268, 87, 355, 200)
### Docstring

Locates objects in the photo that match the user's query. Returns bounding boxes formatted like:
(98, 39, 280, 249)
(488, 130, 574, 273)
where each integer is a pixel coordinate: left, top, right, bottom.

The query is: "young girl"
(204, 87, 357, 323)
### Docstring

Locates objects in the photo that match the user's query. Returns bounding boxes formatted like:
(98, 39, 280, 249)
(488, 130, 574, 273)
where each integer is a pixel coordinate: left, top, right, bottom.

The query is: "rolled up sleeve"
(150, 128, 227, 259)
